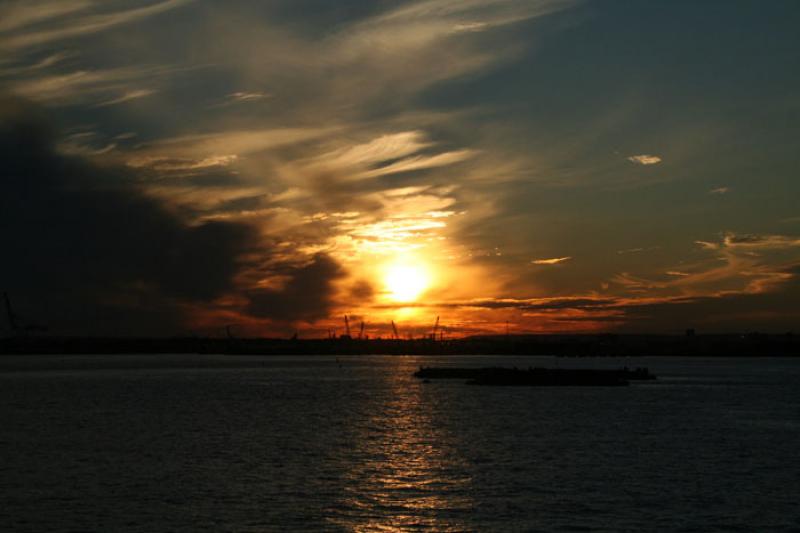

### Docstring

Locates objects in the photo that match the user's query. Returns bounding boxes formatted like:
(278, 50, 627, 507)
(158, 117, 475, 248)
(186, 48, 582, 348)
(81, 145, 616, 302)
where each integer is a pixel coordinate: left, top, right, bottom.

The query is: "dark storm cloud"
(246, 254, 345, 322)
(0, 96, 257, 334)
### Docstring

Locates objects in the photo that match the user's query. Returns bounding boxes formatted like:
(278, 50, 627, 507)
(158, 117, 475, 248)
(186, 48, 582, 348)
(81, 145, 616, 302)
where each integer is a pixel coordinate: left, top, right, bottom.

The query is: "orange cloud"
(532, 256, 572, 265)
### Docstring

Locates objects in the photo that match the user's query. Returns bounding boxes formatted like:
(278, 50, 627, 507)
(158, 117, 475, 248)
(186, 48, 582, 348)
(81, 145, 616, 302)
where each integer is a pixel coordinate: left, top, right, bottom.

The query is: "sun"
(384, 263, 430, 302)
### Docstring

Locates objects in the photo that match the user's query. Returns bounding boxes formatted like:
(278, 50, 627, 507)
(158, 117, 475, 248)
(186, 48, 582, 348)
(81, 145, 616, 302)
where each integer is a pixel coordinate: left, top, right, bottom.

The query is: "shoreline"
(2, 333, 798, 357)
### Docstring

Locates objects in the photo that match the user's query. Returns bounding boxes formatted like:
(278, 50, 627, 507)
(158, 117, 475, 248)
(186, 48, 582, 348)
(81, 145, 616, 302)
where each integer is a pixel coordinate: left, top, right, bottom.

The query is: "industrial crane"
(342, 315, 352, 339)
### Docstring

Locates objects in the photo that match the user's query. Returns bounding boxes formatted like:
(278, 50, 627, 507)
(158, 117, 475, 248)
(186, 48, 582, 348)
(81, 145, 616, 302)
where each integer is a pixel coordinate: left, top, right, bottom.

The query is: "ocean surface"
(1, 354, 799, 532)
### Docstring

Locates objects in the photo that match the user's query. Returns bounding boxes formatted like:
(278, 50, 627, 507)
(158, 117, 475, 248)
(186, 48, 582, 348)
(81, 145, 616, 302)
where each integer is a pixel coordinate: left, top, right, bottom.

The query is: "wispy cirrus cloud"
(209, 91, 272, 108)
(8, 65, 169, 104)
(697, 232, 800, 252)
(0, 1, 92, 34)
(95, 88, 155, 107)
(127, 154, 238, 172)
(359, 149, 475, 180)
(314, 132, 433, 170)
(532, 256, 572, 265)
(721, 232, 800, 250)
(695, 240, 719, 250)
(617, 246, 659, 255)
(615, 232, 800, 300)
(666, 270, 691, 277)
(227, 91, 270, 103)
(0, 0, 196, 52)
(348, 0, 574, 51)
(127, 127, 339, 168)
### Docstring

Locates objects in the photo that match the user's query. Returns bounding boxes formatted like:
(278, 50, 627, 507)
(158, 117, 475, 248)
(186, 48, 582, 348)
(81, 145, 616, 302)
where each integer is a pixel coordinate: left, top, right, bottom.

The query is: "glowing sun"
(384, 263, 430, 302)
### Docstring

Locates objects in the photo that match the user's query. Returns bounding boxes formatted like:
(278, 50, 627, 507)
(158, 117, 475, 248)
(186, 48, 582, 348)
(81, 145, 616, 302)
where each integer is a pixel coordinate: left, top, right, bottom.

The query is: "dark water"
(1, 355, 798, 532)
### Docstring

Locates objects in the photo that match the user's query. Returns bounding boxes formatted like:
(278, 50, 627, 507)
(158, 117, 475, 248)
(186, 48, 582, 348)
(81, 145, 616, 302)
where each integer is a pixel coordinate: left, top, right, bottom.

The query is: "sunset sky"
(2, 0, 799, 337)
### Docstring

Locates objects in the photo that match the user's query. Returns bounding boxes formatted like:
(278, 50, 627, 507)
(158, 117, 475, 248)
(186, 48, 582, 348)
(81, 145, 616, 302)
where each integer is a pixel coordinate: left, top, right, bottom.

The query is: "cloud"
(197, 0, 576, 127)
(0, 96, 347, 335)
(209, 92, 273, 108)
(127, 154, 238, 172)
(721, 232, 800, 250)
(227, 91, 270, 102)
(0, 0, 197, 51)
(94, 89, 156, 107)
(609, 266, 800, 332)
(627, 154, 662, 165)
(0, 1, 92, 34)
(617, 246, 659, 255)
(129, 127, 338, 163)
(532, 256, 572, 265)
(365, 0, 575, 38)
(445, 231, 799, 332)
(666, 270, 691, 277)
(516, 297, 613, 310)
(8, 66, 168, 104)
(0, 52, 73, 77)
(695, 240, 719, 250)
(0, 97, 254, 334)
(10, 0, 575, 292)
(374, 296, 615, 311)
(246, 254, 345, 322)
(301, 131, 475, 182)
(9, 0, 795, 336)
(609, 232, 800, 304)
(316, 131, 432, 170)
(360, 149, 475, 179)
(393, 267, 800, 332)
(56, 131, 117, 157)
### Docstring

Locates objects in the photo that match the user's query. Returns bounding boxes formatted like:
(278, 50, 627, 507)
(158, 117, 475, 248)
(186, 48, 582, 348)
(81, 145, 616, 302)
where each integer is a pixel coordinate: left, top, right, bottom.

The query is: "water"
(1, 355, 798, 531)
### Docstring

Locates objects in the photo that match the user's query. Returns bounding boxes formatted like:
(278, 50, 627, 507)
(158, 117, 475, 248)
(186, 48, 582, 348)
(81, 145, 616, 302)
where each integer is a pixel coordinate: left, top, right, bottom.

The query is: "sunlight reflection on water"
(1, 355, 799, 531)
(328, 362, 473, 531)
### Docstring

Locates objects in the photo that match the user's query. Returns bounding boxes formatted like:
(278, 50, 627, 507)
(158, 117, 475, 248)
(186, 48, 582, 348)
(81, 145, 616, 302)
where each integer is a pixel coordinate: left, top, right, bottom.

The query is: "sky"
(1, 0, 799, 337)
